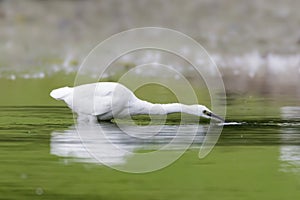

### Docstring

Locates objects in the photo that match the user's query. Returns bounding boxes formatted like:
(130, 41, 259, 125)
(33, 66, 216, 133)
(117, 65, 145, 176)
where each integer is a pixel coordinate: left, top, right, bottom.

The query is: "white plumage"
(50, 82, 224, 122)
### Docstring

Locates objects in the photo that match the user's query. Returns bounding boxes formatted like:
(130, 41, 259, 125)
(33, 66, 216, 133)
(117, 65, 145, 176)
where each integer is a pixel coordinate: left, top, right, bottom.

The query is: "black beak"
(206, 112, 225, 122)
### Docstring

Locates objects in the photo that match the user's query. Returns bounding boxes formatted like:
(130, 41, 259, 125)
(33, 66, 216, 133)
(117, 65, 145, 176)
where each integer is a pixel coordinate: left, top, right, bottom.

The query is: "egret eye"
(203, 110, 212, 116)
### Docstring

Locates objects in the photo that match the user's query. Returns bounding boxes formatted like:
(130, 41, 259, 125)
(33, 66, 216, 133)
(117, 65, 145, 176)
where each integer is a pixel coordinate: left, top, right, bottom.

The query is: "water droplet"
(35, 187, 44, 195)
(10, 74, 16, 80)
(20, 173, 27, 179)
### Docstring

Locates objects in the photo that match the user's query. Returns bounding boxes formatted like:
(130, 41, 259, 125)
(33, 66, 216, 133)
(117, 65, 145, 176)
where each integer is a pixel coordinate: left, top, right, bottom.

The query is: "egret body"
(50, 82, 224, 122)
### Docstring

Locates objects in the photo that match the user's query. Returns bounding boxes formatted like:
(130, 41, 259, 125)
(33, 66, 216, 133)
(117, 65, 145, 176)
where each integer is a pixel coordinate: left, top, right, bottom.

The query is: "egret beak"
(206, 111, 225, 122)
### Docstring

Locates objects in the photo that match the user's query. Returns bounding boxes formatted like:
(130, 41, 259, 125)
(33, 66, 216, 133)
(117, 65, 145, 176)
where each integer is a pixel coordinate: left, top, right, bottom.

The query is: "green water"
(1, 78, 300, 199)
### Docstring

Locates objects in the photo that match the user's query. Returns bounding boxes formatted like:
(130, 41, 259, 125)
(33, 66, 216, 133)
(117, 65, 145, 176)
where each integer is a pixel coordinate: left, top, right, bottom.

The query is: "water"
(1, 101, 300, 199)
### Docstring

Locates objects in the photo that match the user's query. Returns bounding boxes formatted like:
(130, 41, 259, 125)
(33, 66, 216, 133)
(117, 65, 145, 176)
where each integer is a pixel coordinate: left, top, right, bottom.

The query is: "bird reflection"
(280, 106, 300, 173)
(50, 121, 206, 166)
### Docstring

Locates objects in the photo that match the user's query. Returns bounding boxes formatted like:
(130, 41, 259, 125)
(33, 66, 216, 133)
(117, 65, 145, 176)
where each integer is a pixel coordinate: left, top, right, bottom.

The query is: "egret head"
(198, 105, 225, 122)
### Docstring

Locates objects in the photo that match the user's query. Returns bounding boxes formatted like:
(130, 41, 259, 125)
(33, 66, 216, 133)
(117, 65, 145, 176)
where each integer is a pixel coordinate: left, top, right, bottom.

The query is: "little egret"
(50, 82, 224, 122)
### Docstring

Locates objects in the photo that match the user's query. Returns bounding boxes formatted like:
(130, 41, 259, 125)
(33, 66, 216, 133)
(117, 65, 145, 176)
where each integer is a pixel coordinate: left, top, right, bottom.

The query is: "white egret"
(50, 82, 224, 122)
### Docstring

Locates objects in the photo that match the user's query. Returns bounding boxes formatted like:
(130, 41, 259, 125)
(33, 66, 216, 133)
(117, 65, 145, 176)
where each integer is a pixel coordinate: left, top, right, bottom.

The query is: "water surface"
(1, 103, 300, 199)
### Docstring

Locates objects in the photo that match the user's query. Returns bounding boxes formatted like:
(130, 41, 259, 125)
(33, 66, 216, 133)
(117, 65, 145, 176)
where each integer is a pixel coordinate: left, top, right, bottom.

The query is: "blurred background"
(0, 0, 300, 105)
